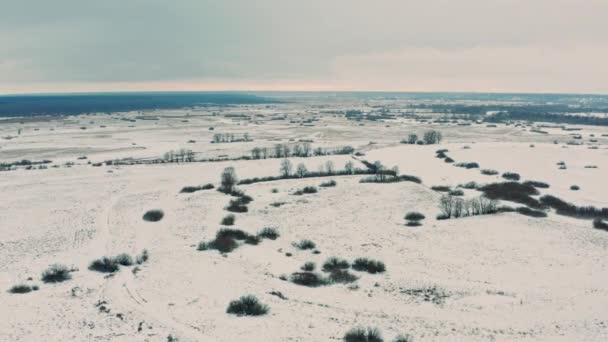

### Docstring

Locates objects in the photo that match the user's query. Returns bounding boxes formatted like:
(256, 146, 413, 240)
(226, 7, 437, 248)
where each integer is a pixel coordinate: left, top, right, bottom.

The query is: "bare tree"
(293, 144, 303, 157)
(407, 133, 418, 144)
(325, 160, 335, 174)
(280, 159, 293, 177)
(274, 144, 284, 158)
(452, 198, 465, 218)
(302, 143, 311, 157)
(439, 195, 453, 218)
(296, 163, 308, 177)
(423, 130, 443, 145)
(345, 160, 355, 174)
(185, 149, 195, 162)
(251, 147, 262, 160)
(220, 167, 238, 193)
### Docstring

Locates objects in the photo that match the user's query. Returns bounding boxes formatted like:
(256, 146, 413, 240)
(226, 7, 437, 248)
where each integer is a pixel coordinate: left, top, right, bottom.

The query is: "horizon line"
(2, 89, 608, 97)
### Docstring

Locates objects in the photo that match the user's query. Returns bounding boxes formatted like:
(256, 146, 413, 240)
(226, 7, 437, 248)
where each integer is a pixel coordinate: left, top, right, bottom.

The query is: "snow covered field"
(1, 104, 608, 341)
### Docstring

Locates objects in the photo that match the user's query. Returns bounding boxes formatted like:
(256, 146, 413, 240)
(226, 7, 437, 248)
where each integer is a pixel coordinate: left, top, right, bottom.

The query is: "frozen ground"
(1, 104, 608, 341)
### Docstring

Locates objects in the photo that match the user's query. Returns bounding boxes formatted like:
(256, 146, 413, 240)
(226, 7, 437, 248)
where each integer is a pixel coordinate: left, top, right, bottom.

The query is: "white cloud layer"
(1, 0, 607, 93)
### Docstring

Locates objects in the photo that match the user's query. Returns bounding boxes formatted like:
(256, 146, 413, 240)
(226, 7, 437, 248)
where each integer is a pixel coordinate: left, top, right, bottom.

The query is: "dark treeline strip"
(0, 92, 277, 117)
(485, 111, 608, 126)
(478, 182, 544, 209)
(238, 169, 374, 185)
(540, 195, 608, 219)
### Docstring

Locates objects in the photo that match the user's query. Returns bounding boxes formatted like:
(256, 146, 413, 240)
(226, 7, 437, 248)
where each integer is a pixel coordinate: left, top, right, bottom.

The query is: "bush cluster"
(226, 295, 269, 316)
(180, 183, 214, 193)
(41, 264, 72, 283)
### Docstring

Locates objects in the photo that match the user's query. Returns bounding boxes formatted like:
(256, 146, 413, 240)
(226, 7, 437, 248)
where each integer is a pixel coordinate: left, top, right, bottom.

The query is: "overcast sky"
(1, 0, 607, 94)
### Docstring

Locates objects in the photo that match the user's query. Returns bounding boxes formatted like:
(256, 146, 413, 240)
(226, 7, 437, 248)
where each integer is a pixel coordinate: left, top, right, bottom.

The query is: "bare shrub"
(89, 257, 120, 273)
(322, 257, 350, 272)
(258, 227, 280, 240)
(226, 295, 269, 316)
(352, 258, 386, 274)
(41, 264, 71, 283)
(320, 179, 337, 187)
(9, 284, 39, 294)
(294, 239, 316, 250)
(328, 269, 358, 284)
(343, 327, 384, 342)
(290, 272, 328, 287)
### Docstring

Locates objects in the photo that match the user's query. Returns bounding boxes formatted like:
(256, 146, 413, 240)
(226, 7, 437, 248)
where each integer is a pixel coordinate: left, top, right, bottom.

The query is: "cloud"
(1, 0, 607, 93)
(330, 44, 608, 93)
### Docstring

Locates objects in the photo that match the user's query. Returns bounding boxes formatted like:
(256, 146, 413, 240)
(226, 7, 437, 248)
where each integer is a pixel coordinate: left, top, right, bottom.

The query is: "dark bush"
(89, 257, 120, 273)
(455, 162, 479, 169)
(404, 212, 425, 222)
(180, 183, 214, 193)
(481, 169, 499, 175)
(294, 186, 318, 195)
(540, 195, 608, 219)
(459, 181, 479, 189)
(448, 189, 464, 196)
(41, 264, 71, 283)
(479, 182, 543, 209)
(136, 249, 149, 264)
(516, 207, 548, 218)
(206, 236, 238, 253)
(216, 228, 251, 241)
(523, 181, 550, 189)
(290, 272, 328, 287)
(221, 214, 236, 226)
(343, 327, 384, 342)
(245, 235, 261, 245)
(593, 218, 608, 231)
(301, 262, 315, 271)
(322, 257, 350, 272)
(328, 270, 359, 284)
(226, 295, 269, 316)
(258, 227, 279, 240)
(501, 172, 521, 181)
(114, 253, 134, 266)
(294, 239, 316, 250)
(431, 185, 451, 192)
(444, 157, 454, 163)
(9, 284, 39, 294)
(352, 258, 386, 274)
(143, 209, 164, 222)
(320, 180, 337, 187)
(226, 199, 248, 213)
(570, 185, 580, 190)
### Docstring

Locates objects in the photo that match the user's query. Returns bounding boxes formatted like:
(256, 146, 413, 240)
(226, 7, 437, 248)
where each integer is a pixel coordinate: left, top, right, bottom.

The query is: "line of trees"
(250, 143, 354, 160)
(438, 195, 498, 219)
(163, 149, 195, 162)
(401, 130, 443, 145)
(211, 133, 252, 143)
